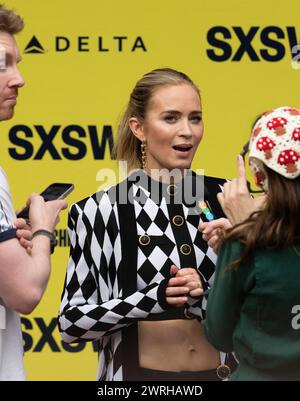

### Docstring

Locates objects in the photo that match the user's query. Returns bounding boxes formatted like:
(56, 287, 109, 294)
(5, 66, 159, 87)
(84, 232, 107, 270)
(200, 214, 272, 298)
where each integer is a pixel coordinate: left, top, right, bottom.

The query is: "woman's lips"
(172, 144, 193, 154)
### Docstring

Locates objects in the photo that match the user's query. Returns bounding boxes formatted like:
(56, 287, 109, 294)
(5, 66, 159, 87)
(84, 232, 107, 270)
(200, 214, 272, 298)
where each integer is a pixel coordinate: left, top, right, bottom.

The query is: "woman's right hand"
(27, 193, 68, 233)
(217, 155, 266, 225)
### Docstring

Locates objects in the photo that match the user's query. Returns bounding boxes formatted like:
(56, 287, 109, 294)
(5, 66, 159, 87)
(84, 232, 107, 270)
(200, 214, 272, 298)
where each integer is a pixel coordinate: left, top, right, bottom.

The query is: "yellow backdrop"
(1, 0, 299, 380)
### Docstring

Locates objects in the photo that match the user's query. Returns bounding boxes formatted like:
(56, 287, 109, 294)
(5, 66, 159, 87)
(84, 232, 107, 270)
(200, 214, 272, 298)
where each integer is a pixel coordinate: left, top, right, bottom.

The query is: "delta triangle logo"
(24, 36, 45, 54)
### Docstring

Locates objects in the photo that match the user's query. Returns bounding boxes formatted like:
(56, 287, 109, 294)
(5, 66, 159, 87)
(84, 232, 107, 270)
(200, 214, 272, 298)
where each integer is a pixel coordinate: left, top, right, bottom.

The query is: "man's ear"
(129, 117, 145, 142)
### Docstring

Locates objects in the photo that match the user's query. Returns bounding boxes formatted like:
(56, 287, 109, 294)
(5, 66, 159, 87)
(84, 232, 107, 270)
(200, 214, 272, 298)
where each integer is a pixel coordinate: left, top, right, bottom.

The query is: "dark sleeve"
(204, 176, 229, 219)
(184, 176, 229, 318)
(0, 228, 17, 242)
(203, 241, 254, 352)
(59, 196, 170, 344)
(0, 200, 16, 242)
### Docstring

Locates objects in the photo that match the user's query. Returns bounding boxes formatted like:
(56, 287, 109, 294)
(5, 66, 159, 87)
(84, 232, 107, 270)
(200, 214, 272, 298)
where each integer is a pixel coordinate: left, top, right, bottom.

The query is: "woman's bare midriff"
(138, 319, 220, 372)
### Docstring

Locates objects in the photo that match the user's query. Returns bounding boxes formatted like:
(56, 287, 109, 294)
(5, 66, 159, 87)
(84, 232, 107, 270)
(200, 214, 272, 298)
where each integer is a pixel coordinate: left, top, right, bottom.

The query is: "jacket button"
(184, 308, 195, 319)
(180, 244, 191, 255)
(172, 215, 184, 226)
(167, 184, 178, 196)
(139, 234, 150, 246)
(216, 364, 231, 379)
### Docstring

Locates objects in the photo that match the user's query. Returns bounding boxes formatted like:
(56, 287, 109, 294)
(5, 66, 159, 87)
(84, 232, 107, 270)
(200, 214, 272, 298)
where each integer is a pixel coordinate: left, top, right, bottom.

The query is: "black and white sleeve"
(59, 194, 170, 343)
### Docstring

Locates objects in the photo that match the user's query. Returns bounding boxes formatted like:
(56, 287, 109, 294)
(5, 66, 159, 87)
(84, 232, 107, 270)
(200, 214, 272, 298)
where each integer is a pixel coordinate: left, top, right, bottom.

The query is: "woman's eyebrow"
(160, 110, 202, 115)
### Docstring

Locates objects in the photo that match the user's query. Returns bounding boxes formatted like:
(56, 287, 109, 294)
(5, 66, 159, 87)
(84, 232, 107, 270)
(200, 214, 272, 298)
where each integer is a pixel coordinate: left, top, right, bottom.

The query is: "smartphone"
(17, 183, 74, 220)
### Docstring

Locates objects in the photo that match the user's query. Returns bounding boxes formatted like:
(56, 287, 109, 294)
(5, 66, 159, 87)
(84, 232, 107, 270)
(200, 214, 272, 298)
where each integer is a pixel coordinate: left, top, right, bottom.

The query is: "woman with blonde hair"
(59, 68, 236, 381)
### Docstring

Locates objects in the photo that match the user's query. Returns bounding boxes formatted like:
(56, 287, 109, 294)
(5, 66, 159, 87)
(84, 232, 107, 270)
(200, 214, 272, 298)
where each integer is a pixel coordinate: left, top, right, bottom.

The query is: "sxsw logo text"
(206, 26, 300, 67)
(22, 317, 98, 353)
(8, 124, 114, 160)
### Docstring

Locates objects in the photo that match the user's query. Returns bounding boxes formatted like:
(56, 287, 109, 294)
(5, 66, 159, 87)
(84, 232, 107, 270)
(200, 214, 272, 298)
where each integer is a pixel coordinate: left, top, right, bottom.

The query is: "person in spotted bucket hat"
(249, 106, 300, 190)
(203, 106, 300, 380)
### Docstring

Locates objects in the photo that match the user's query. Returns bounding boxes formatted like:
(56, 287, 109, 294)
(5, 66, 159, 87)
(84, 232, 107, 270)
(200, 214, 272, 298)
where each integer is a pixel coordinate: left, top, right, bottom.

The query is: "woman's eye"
(164, 115, 177, 123)
(190, 116, 202, 123)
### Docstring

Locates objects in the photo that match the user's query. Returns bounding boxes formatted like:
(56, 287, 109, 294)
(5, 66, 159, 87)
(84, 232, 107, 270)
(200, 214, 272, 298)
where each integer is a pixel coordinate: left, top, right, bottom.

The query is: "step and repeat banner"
(1, 0, 300, 380)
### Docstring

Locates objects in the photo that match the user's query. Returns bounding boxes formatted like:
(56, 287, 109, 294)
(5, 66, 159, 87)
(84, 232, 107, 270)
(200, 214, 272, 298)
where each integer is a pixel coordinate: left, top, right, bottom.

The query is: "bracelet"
(32, 229, 56, 254)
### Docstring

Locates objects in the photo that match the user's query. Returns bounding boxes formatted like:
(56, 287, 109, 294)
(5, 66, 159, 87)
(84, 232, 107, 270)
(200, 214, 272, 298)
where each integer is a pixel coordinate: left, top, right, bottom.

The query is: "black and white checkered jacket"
(59, 170, 235, 380)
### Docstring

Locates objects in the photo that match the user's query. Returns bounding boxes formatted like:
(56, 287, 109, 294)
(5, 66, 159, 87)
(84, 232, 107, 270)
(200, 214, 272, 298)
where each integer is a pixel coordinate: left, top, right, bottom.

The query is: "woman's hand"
(166, 265, 189, 306)
(199, 218, 232, 253)
(165, 265, 203, 306)
(217, 155, 266, 225)
(174, 267, 203, 298)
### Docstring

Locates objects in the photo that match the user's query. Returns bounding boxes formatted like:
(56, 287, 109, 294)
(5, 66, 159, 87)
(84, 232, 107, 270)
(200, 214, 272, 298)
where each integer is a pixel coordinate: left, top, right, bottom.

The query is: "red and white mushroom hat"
(249, 106, 300, 179)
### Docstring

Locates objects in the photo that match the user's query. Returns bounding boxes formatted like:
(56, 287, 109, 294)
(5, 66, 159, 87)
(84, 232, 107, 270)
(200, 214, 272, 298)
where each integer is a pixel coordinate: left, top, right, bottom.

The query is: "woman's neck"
(143, 167, 189, 184)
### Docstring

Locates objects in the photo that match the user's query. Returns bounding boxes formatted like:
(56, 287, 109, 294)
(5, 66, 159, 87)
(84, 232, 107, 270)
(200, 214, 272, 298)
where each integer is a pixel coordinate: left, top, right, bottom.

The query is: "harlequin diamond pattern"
(59, 175, 232, 381)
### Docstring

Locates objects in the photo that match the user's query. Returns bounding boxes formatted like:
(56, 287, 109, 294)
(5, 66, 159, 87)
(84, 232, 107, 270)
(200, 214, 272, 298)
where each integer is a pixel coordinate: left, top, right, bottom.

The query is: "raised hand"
(217, 155, 266, 225)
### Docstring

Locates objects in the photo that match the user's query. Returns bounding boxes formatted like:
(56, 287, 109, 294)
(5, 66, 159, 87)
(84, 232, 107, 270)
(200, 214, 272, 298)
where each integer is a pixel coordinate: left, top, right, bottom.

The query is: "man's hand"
(16, 194, 67, 254)
(27, 193, 67, 233)
(14, 217, 32, 254)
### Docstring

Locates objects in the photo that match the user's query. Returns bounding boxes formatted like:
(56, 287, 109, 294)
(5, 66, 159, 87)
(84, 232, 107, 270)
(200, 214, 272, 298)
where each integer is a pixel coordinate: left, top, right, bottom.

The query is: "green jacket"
(204, 241, 300, 381)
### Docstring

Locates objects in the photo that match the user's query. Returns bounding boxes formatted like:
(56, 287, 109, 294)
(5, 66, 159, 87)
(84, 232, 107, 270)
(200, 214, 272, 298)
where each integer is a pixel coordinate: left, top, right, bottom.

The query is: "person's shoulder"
(69, 174, 134, 216)
(218, 240, 246, 268)
(70, 186, 116, 213)
(191, 171, 228, 185)
(192, 172, 229, 196)
(203, 175, 229, 187)
(220, 240, 245, 253)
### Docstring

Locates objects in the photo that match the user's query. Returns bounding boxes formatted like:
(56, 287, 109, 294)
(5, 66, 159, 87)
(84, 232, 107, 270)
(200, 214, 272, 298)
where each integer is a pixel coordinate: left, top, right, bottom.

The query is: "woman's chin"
(149, 159, 192, 172)
(171, 161, 192, 171)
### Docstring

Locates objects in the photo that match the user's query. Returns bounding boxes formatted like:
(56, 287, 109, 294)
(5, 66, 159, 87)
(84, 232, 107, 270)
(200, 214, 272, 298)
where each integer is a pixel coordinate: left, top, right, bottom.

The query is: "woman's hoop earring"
(141, 141, 147, 170)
